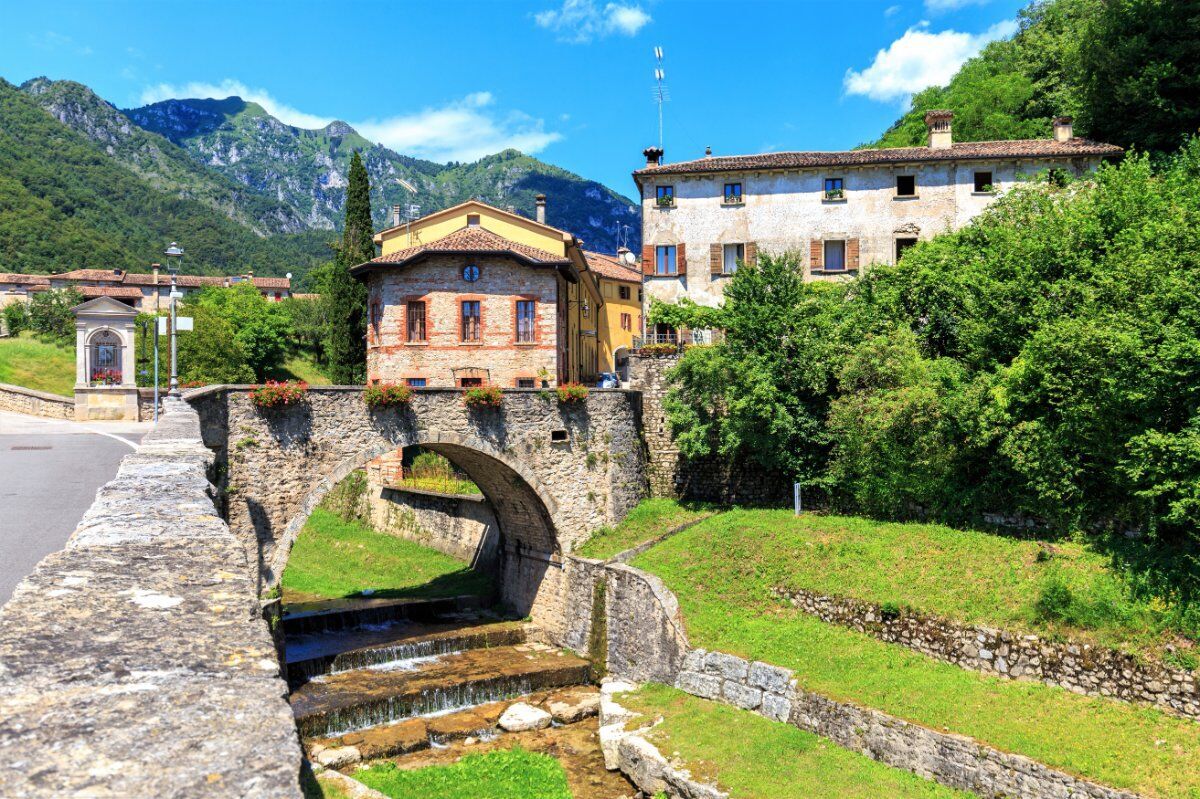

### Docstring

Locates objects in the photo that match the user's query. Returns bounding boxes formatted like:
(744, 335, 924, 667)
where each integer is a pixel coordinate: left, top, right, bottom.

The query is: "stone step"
(281, 594, 484, 637)
(290, 643, 592, 738)
(285, 618, 532, 689)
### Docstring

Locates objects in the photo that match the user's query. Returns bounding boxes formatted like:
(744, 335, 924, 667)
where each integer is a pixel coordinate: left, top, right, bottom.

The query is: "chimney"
(924, 110, 954, 150)
(391, 204, 402, 227)
(1052, 116, 1074, 143)
(705, 145, 712, 158)
(535, 194, 547, 225)
(643, 146, 664, 168)
(151, 263, 160, 285)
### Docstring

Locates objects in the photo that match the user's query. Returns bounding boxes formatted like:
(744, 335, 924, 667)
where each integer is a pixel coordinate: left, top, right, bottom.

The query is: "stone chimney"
(705, 145, 712, 158)
(391, 204, 402, 227)
(643, 146, 664, 167)
(925, 110, 954, 150)
(1053, 116, 1074, 142)
(535, 194, 546, 225)
(151, 263, 160, 285)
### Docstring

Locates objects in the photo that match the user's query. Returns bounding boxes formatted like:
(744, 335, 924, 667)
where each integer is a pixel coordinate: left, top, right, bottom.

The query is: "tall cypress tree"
(323, 151, 373, 383)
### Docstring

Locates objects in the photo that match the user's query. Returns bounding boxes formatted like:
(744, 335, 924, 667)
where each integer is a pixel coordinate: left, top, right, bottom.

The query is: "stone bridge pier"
(188, 387, 645, 642)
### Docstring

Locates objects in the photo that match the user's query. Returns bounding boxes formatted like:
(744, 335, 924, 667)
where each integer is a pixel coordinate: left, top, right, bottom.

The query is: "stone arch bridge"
(187, 387, 645, 639)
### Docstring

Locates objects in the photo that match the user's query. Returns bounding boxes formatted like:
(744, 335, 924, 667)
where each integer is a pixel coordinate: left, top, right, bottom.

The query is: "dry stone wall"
(0, 399, 301, 798)
(776, 587, 1200, 720)
(0, 382, 73, 419)
(364, 476, 500, 572)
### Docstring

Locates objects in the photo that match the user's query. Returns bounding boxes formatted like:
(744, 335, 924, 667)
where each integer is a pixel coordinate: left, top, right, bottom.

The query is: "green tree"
(27, 287, 84, 342)
(187, 283, 290, 380)
(135, 306, 255, 387)
(322, 151, 372, 384)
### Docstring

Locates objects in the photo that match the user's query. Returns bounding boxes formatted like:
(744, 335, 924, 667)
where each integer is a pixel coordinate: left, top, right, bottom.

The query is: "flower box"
(364, 383, 413, 409)
(555, 382, 589, 404)
(249, 380, 308, 409)
(463, 385, 503, 409)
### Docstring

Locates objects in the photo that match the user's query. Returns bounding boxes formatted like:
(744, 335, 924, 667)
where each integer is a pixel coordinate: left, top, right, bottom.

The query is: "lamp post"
(164, 242, 184, 398)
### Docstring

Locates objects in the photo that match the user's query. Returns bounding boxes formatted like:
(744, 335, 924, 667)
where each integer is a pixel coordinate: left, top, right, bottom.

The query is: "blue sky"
(1, 0, 1026, 198)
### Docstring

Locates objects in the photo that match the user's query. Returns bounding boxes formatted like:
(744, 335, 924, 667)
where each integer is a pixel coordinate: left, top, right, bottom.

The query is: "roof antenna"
(653, 46, 669, 151)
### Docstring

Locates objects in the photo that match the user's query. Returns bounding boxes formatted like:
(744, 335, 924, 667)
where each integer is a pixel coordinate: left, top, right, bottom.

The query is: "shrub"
(555, 382, 588, 403)
(463, 385, 503, 409)
(3, 302, 28, 335)
(637, 342, 679, 356)
(28, 287, 83, 342)
(249, 380, 308, 409)
(364, 382, 413, 408)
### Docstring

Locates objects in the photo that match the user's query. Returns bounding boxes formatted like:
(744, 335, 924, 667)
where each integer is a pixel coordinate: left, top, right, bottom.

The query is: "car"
(597, 372, 619, 389)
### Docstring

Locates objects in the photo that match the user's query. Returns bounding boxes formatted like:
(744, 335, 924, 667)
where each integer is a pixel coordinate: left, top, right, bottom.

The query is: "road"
(0, 410, 151, 604)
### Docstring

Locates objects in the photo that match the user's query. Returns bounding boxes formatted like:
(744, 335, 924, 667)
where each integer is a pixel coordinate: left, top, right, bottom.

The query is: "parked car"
(597, 372, 619, 389)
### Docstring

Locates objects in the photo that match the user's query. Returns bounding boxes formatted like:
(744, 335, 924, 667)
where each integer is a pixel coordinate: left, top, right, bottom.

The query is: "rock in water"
(498, 702, 552, 732)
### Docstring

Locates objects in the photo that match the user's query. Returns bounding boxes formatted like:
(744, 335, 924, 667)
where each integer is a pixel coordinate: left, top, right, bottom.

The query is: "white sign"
(176, 317, 193, 331)
(157, 317, 194, 334)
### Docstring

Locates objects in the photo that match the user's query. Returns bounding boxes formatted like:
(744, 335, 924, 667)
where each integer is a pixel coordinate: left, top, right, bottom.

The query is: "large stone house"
(633, 112, 1122, 312)
(351, 198, 609, 388)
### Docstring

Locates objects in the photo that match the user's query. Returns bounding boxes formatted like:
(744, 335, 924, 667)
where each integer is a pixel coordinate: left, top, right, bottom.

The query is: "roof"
(633, 138, 1124, 178)
(1, 269, 291, 291)
(584, 251, 641, 284)
(354, 226, 571, 275)
(51, 269, 126, 282)
(77, 285, 145, 299)
(373, 198, 572, 243)
(0, 273, 50, 286)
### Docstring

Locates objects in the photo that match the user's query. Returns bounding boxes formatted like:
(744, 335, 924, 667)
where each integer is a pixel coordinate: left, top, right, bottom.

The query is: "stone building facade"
(633, 113, 1122, 308)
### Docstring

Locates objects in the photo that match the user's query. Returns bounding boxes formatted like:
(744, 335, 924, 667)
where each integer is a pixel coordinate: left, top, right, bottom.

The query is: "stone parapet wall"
(776, 587, 1200, 720)
(0, 399, 302, 797)
(0, 381, 73, 419)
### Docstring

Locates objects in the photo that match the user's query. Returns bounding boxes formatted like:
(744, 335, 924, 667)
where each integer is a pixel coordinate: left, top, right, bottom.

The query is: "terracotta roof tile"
(77, 286, 144, 299)
(634, 138, 1123, 178)
(0, 273, 51, 286)
(51, 269, 127, 282)
(355, 226, 570, 273)
(584, 251, 642, 284)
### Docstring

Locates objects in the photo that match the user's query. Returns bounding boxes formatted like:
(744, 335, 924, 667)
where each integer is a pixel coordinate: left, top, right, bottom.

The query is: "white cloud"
(138, 80, 335, 129)
(843, 19, 1017, 102)
(138, 81, 562, 162)
(884, 4, 903, 17)
(534, 0, 651, 43)
(925, 0, 990, 11)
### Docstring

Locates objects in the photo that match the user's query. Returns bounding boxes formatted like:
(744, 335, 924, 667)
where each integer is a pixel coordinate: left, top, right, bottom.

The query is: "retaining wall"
(0, 382, 73, 420)
(0, 399, 302, 797)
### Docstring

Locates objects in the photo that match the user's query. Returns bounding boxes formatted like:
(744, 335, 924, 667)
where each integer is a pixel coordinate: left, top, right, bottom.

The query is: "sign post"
(794, 482, 803, 515)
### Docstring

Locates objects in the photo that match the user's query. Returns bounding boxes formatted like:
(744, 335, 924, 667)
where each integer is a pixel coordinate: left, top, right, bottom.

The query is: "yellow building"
(584, 250, 643, 380)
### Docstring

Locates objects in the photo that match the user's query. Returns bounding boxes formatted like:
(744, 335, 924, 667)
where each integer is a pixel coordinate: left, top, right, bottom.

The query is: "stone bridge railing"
(0, 400, 301, 797)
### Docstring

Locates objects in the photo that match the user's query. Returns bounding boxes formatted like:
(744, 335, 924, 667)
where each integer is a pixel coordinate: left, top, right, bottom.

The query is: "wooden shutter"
(745, 241, 758, 267)
(642, 244, 655, 276)
(810, 239, 823, 271)
(710, 243, 723, 275)
(847, 238, 861, 270)
(677, 243, 687, 276)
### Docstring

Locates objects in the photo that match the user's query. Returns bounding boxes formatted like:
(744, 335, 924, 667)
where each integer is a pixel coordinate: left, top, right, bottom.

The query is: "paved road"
(0, 411, 151, 605)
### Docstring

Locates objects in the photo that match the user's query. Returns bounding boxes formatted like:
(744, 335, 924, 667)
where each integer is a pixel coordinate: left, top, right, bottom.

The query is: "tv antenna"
(404, 203, 421, 244)
(653, 46, 669, 150)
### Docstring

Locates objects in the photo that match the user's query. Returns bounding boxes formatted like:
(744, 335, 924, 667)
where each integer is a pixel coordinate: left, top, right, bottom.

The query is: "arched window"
(89, 330, 122, 385)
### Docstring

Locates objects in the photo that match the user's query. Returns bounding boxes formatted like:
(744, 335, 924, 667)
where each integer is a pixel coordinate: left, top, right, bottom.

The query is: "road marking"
(81, 428, 140, 450)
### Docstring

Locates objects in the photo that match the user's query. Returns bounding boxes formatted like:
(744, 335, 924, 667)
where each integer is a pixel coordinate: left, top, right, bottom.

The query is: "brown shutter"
(745, 241, 757, 267)
(847, 238, 860, 270)
(810, 239, 823, 271)
(710, 243, 722, 275)
(677, 243, 687, 276)
(642, 244, 654, 276)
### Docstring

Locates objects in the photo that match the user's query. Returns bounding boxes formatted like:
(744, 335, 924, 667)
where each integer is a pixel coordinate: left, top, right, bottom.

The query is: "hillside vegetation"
(0, 332, 73, 396)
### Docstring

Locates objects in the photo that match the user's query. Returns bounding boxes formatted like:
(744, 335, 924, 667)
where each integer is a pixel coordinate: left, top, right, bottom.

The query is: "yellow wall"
(597, 278, 641, 372)
(378, 201, 568, 257)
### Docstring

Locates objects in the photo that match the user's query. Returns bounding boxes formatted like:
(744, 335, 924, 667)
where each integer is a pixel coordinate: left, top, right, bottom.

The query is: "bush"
(463, 385, 503, 408)
(249, 380, 308, 409)
(2, 302, 28, 336)
(637, 342, 680, 356)
(28, 287, 83, 342)
(555, 382, 588, 403)
(364, 382, 413, 408)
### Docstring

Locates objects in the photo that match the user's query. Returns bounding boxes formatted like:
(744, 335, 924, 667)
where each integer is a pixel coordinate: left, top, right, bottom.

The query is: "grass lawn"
(0, 331, 74, 396)
(621, 684, 971, 799)
(634, 513, 1200, 798)
(353, 747, 571, 799)
(574, 498, 719, 560)
(391, 474, 482, 497)
(266, 352, 331, 385)
(281, 507, 494, 604)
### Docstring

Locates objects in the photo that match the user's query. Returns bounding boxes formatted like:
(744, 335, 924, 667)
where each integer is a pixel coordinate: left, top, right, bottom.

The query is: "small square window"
(824, 240, 846, 271)
(896, 238, 918, 262)
(550, 429, 569, 442)
(618, 285, 631, 301)
(655, 185, 675, 207)
(459, 377, 484, 388)
(724, 183, 743, 203)
(974, 171, 994, 193)
(516, 378, 536, 389)
(824, 178, 844, 200)
(467, 214, 481, 227)
(896, 175, 916, 196)
(405, 377, 426, 388)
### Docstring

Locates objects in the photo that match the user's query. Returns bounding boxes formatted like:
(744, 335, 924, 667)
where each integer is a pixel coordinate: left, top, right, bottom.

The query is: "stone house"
(584, 249, 643, 377)
(351, 198, 606, 388)
(633, 112, 1122, 313)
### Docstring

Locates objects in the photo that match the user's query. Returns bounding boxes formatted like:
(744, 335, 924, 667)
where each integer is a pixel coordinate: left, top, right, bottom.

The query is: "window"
(824, 240, 847, 271)
(406, 301, 426, 342)
(638, 290, 643, 302)
(459, 377, 483, 387)
(461, 300, 481, 342)
(895, 238, 918, 262)
(723, 243, 744, 275)
(516, 378, 536, 389)
(724, 183, 743, 203)
(274, 292, 282, 301)
(655, 245, 677, 276)
(516, 300, 536, 343)
(369, 300, 381, 343)
(618, 285, 631, 301)
(620, 312, 632, 331)
(974, 171, 994, 193)
(824, 177, 844, 200)
(467, 214, 480, 227)
(405, 377, 426, 388)
(655, 185, 674, 207)
(462, 264, 480, 282)
(896, 175, 916, 196)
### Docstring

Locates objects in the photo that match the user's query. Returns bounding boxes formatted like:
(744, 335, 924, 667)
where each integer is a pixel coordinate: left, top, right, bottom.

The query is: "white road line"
(81, 427, 140, 450)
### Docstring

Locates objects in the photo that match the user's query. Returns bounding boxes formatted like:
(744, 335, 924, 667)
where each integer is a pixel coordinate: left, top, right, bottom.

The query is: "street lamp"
(164, 242, 184, 397)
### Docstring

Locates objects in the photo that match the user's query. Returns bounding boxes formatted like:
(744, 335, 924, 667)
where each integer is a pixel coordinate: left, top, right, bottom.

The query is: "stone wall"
(776, 587, 1199, 720)
(0, 399, 302, 797)
(0, 381, 73, 419)
(628, 353, 790, 505)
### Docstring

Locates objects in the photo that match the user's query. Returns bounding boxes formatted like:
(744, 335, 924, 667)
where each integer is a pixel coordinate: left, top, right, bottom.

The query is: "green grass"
(266, 352, 331, 385)
(633, 512, 1200, 799)
(391, 474, 482, 497)
(0, 331, 75, 396)
(281, 506, 493, 604)
(353, 747, 571, 799)
(621, 684, 971, 798)
(574, 498, 718, 560)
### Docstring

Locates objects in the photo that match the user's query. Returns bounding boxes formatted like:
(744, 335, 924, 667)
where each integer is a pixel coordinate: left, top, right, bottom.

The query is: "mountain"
(0, 77, 331, 277)
(124, 96, 641, 253)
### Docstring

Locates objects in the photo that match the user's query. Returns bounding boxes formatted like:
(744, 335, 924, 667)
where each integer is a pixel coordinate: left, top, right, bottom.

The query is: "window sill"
(721, 200, 744, 207)
(458, 341, 483, 347)
(893, 194, 920, 201)
(648, 273, 681, 279)
(514, 341, 539, 347)
(822, 197, 847, 204)
(810, 268, 858, 276)
(971, 190, 999, 197)
(710, 271, 737, 278)
(655, 204, 675, 211)
(404, 341, 429, 346)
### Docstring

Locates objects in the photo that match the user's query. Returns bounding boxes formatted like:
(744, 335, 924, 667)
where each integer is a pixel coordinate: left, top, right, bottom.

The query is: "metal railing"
(633, 329, 724, 349)
(382, 463, 482, 496)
